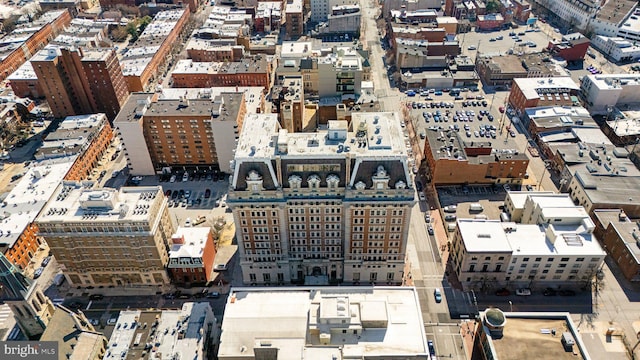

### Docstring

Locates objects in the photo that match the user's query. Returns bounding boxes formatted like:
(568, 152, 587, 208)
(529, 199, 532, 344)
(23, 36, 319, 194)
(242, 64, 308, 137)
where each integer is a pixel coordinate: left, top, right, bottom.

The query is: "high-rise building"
(36, 183, 174, 286)
(114, 92, 246, 175)
(229, 112, 415, 285)
(0, 254, 54, 339)
(31, 46, 128, 121)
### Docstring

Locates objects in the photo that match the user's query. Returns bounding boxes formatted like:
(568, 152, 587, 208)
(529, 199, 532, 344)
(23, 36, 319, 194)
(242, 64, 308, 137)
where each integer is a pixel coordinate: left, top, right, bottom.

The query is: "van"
(447, 223, 457, 232)
(475, 214, 488, 220)
(500, 212, 511, 222)
(469, 203, 484, 212)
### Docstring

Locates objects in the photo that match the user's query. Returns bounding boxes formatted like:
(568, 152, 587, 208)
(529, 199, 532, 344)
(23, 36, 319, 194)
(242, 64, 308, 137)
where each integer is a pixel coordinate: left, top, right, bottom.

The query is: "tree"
(486, 0, 500, 13)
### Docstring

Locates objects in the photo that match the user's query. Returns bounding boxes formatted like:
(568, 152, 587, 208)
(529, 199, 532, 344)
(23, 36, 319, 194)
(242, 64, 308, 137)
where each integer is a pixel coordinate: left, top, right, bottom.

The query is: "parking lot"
(459, 26, 557, 57)
(405, 91, 524, 157)
(133, 175, 233, 229)
(436, 185, 510, 237)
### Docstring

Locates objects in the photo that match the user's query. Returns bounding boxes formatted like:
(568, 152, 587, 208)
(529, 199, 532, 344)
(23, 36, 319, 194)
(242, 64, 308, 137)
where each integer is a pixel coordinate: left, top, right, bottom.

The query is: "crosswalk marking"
(0, 304, 13, 325)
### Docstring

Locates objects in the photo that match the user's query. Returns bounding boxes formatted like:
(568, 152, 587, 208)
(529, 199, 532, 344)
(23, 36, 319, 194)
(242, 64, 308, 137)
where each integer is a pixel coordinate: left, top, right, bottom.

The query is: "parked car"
(495, 288, 511, 296)
(33, 267, 44, 279)
(444, 214, 457, 222)
(443, 205, 457, 213)
(543, 288, 557, 296)
(434, 288, 442, 303)
(89, 294, 104, 300)
(41, 256, 52, 267)
(428, 340, 436, 357)
(427, 225, 434, 235)
(107, 317, 118, 325)
(516, 288, 531, 296)
(207, 292, 220, 298)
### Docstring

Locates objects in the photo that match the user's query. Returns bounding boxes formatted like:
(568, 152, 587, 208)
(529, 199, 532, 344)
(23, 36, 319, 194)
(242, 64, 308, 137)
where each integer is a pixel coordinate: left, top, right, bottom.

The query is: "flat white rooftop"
(218, 287, 429, 359)
(506, 191, 555, 210)
(457, 219, 512, 253)
(513, 77, 579, 100)
(0, 161, 73, 250)
(458, 220, 605, 257)
(235, 112, 407, 159)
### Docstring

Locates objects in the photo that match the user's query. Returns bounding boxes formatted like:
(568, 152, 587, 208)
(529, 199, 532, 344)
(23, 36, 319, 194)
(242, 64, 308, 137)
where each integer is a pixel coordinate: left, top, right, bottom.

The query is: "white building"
(217, 287, 429, 359)
(588, 0, 639, 42)
(591, 35, 640, 63)
(310, 0, 359, 23)
(105, 302, 216, 360)
(451, 192, 606, 290)
(318, 47, 365, 97)
(580, 74, 640, 114)
(113, 93, 156, 175)
(530, 0, 599, 31)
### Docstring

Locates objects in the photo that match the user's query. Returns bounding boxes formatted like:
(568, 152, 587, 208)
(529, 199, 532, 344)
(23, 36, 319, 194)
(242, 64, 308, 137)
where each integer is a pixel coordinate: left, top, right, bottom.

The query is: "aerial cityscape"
(0, 0, 638, 358)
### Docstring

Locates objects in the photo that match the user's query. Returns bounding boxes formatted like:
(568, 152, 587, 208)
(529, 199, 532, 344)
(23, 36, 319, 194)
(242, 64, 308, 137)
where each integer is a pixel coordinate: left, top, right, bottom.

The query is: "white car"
(419, 193, 426, 201)
(516, 288, 531, 296)
(182, 173, 189, 182)
(170, 175, 176, 183)
(215, 264, 228, 271)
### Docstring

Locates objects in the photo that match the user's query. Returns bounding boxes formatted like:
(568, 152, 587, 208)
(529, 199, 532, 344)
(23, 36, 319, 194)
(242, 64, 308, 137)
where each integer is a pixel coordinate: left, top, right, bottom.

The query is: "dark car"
(171, 190, 179, 199)
(495, 288, 511, 296)
(427, 225, 434, 235)
(428, 340, 436, 356)
(416, 182, 423, 192)
(163, 293, 175, 300)
(543, 288, 557, 296)
(204, 188, 212, 198)
(41, 256, 51, 267)
(559, 289, 576, 296)
(207, 292, 220, 298)
(165, 189, 172, 197)
(89, 294, 104, 300)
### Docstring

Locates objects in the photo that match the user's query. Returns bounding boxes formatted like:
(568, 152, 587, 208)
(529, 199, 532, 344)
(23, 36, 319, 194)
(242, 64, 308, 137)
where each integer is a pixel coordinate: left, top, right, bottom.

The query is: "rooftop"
(458, 218, 604, 257)
(168, 227, 212, 267)
(105, 302, 215, 360)
(506, 191, 556, 210)
(218, 287, 428, 359)
(595, 0, 636, 25)
(285, 0, 303, 13)
(35, 114, 108, 159)
(160, 86, 262, 113)
(113, 93, 154, 124)
(6, 61, 37, 81)
(482, 311, 587, 360)
(594, 210, 640, 261)
(37, 184, 165, 224)
(607, 110, 640, 137)
(234, 112, 407, 159)
(513, 77, 579, 100)
(41, 305, 105, 360)
(583, 73, 640, 89)
(0, 161, 73, 252)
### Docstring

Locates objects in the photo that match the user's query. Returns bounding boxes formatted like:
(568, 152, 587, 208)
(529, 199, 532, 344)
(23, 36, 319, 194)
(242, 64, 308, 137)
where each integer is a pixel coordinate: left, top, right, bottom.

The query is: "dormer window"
(246, 170, 263, 193)
(289, 175, 302, 190)
(327, 174, 340, 190)
(395, 180, 406, 189)
(372, 165, 390, 190)
(354, 181, 366, 190)
(308, 174, 321, 190)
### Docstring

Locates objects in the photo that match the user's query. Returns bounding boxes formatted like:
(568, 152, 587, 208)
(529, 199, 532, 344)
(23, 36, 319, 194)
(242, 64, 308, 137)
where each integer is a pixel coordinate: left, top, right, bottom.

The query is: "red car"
(495, 288, 511, 296)
(499, 106, 505, 113)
